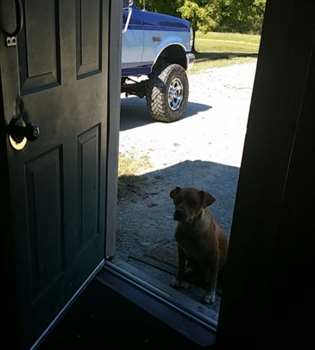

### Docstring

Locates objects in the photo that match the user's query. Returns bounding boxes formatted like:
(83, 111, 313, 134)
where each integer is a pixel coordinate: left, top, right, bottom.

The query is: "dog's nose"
(174, 210, 186, 221)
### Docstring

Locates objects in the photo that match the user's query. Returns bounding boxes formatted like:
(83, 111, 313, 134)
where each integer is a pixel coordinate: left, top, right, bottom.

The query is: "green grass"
(118, 152, 152, 177)
(189, 31, 261, 74)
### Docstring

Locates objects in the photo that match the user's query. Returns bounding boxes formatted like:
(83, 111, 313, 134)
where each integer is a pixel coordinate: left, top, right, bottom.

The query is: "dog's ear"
(199, 191, 216, 207)
(170, 187, 182, 199)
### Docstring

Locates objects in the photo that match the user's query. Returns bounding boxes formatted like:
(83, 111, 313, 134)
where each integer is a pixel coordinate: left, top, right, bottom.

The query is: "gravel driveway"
(115, 61, 257, 310)
(119, 61, 257, 170)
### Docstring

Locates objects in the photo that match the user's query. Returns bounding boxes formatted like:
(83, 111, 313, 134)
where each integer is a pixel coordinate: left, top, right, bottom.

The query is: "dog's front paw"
(202, 293, 216, 305)
(170, 278, 190, 289)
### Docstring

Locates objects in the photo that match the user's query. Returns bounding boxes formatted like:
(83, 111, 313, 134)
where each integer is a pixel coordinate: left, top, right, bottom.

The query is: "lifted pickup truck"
(121, 0, 194, 122)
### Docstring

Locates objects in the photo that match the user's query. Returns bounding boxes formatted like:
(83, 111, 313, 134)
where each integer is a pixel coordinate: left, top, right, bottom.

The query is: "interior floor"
(41, 279, 201, 349)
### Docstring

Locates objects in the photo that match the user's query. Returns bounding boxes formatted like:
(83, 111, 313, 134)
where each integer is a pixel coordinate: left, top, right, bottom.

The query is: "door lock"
(6, 36, 17, 47)
(8, 98, 40, 151)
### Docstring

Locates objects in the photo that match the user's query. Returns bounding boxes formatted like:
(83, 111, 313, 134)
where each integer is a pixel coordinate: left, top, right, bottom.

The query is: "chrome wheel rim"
(168, 78, 184, 111)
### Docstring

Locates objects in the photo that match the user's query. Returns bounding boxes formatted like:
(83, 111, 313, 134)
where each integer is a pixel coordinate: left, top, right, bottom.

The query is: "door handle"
(1, 0, 24, 47)
(7, 98, 40, 151)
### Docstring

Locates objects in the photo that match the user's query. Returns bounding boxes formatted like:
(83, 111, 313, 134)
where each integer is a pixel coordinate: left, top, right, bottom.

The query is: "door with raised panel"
(0, 0, 111, 348)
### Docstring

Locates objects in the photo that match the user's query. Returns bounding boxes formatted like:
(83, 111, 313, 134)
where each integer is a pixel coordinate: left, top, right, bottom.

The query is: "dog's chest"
(175, 226, 206, 258)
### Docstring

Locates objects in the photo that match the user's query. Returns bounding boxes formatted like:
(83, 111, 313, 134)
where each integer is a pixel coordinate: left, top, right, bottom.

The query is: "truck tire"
(146, 64, 189, 122)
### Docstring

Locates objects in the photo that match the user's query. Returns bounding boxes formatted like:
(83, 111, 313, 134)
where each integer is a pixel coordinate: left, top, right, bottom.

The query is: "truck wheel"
(146, 64, 189, 122)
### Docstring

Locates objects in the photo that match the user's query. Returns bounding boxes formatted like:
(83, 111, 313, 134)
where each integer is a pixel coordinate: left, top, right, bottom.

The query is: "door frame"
(217, 1, 315, 347)
(105, 0, 123, 259)
(0, 68, 17, 349)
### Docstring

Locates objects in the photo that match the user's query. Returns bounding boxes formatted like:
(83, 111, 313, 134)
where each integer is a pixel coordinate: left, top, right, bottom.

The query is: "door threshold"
(97, 261, 217, 347)
(113, 258, 220, 322)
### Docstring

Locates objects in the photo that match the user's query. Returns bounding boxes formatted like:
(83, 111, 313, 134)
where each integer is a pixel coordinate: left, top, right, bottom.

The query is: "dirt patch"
(118, 152, 152, 200)
(118, 152, 152, 176)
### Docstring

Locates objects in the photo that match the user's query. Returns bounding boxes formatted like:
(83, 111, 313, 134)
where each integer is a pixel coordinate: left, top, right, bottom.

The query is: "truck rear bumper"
(186, 53, 195, 70)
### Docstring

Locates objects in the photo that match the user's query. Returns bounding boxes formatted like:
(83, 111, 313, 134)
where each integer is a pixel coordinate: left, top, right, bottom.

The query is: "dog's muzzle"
(173, 210, 186, 222)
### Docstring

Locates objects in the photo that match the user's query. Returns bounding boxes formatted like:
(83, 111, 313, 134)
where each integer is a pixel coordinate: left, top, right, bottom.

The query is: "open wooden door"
(0, 1, 122, 348)
(217, 1, 315, 348)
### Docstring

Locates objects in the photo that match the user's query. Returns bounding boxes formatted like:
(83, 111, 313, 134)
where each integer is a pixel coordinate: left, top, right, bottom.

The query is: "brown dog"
(170, 187, 228, 304)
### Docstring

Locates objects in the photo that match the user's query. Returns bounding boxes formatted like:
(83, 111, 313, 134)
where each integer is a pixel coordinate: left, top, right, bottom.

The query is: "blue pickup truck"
(121, 0, 194, 122)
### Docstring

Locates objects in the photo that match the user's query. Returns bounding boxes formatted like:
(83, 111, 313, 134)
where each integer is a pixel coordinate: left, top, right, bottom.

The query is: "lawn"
(190, 31, 261, 74)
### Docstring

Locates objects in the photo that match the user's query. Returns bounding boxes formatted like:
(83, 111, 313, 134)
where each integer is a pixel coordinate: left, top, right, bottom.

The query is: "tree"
(177, 1, 221, 52)
(135, 0, 179, 16)
(218, 0, 266, 33)
(136, 1, 222, 52)
(134, 0, 267, 48)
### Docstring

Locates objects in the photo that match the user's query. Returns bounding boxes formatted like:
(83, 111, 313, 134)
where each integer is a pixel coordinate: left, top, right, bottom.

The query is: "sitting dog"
(170, 187, 228, 304)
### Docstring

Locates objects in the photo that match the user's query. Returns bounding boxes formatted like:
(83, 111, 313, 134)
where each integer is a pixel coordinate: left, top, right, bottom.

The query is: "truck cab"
(121, 0, 194, 122)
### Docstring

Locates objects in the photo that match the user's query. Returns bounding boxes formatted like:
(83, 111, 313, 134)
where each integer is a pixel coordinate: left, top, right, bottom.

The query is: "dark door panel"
(76, 0, 103, 78)
(18, 0, 61, 95)
(0, 0, 110, 348)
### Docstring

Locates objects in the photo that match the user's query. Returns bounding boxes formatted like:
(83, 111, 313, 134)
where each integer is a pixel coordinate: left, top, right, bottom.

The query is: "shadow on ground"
(117, 159, 240, 261)
(195, 51, 258, 63)
(120, 97, 211, 131)
(117, 159, 240, 314)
